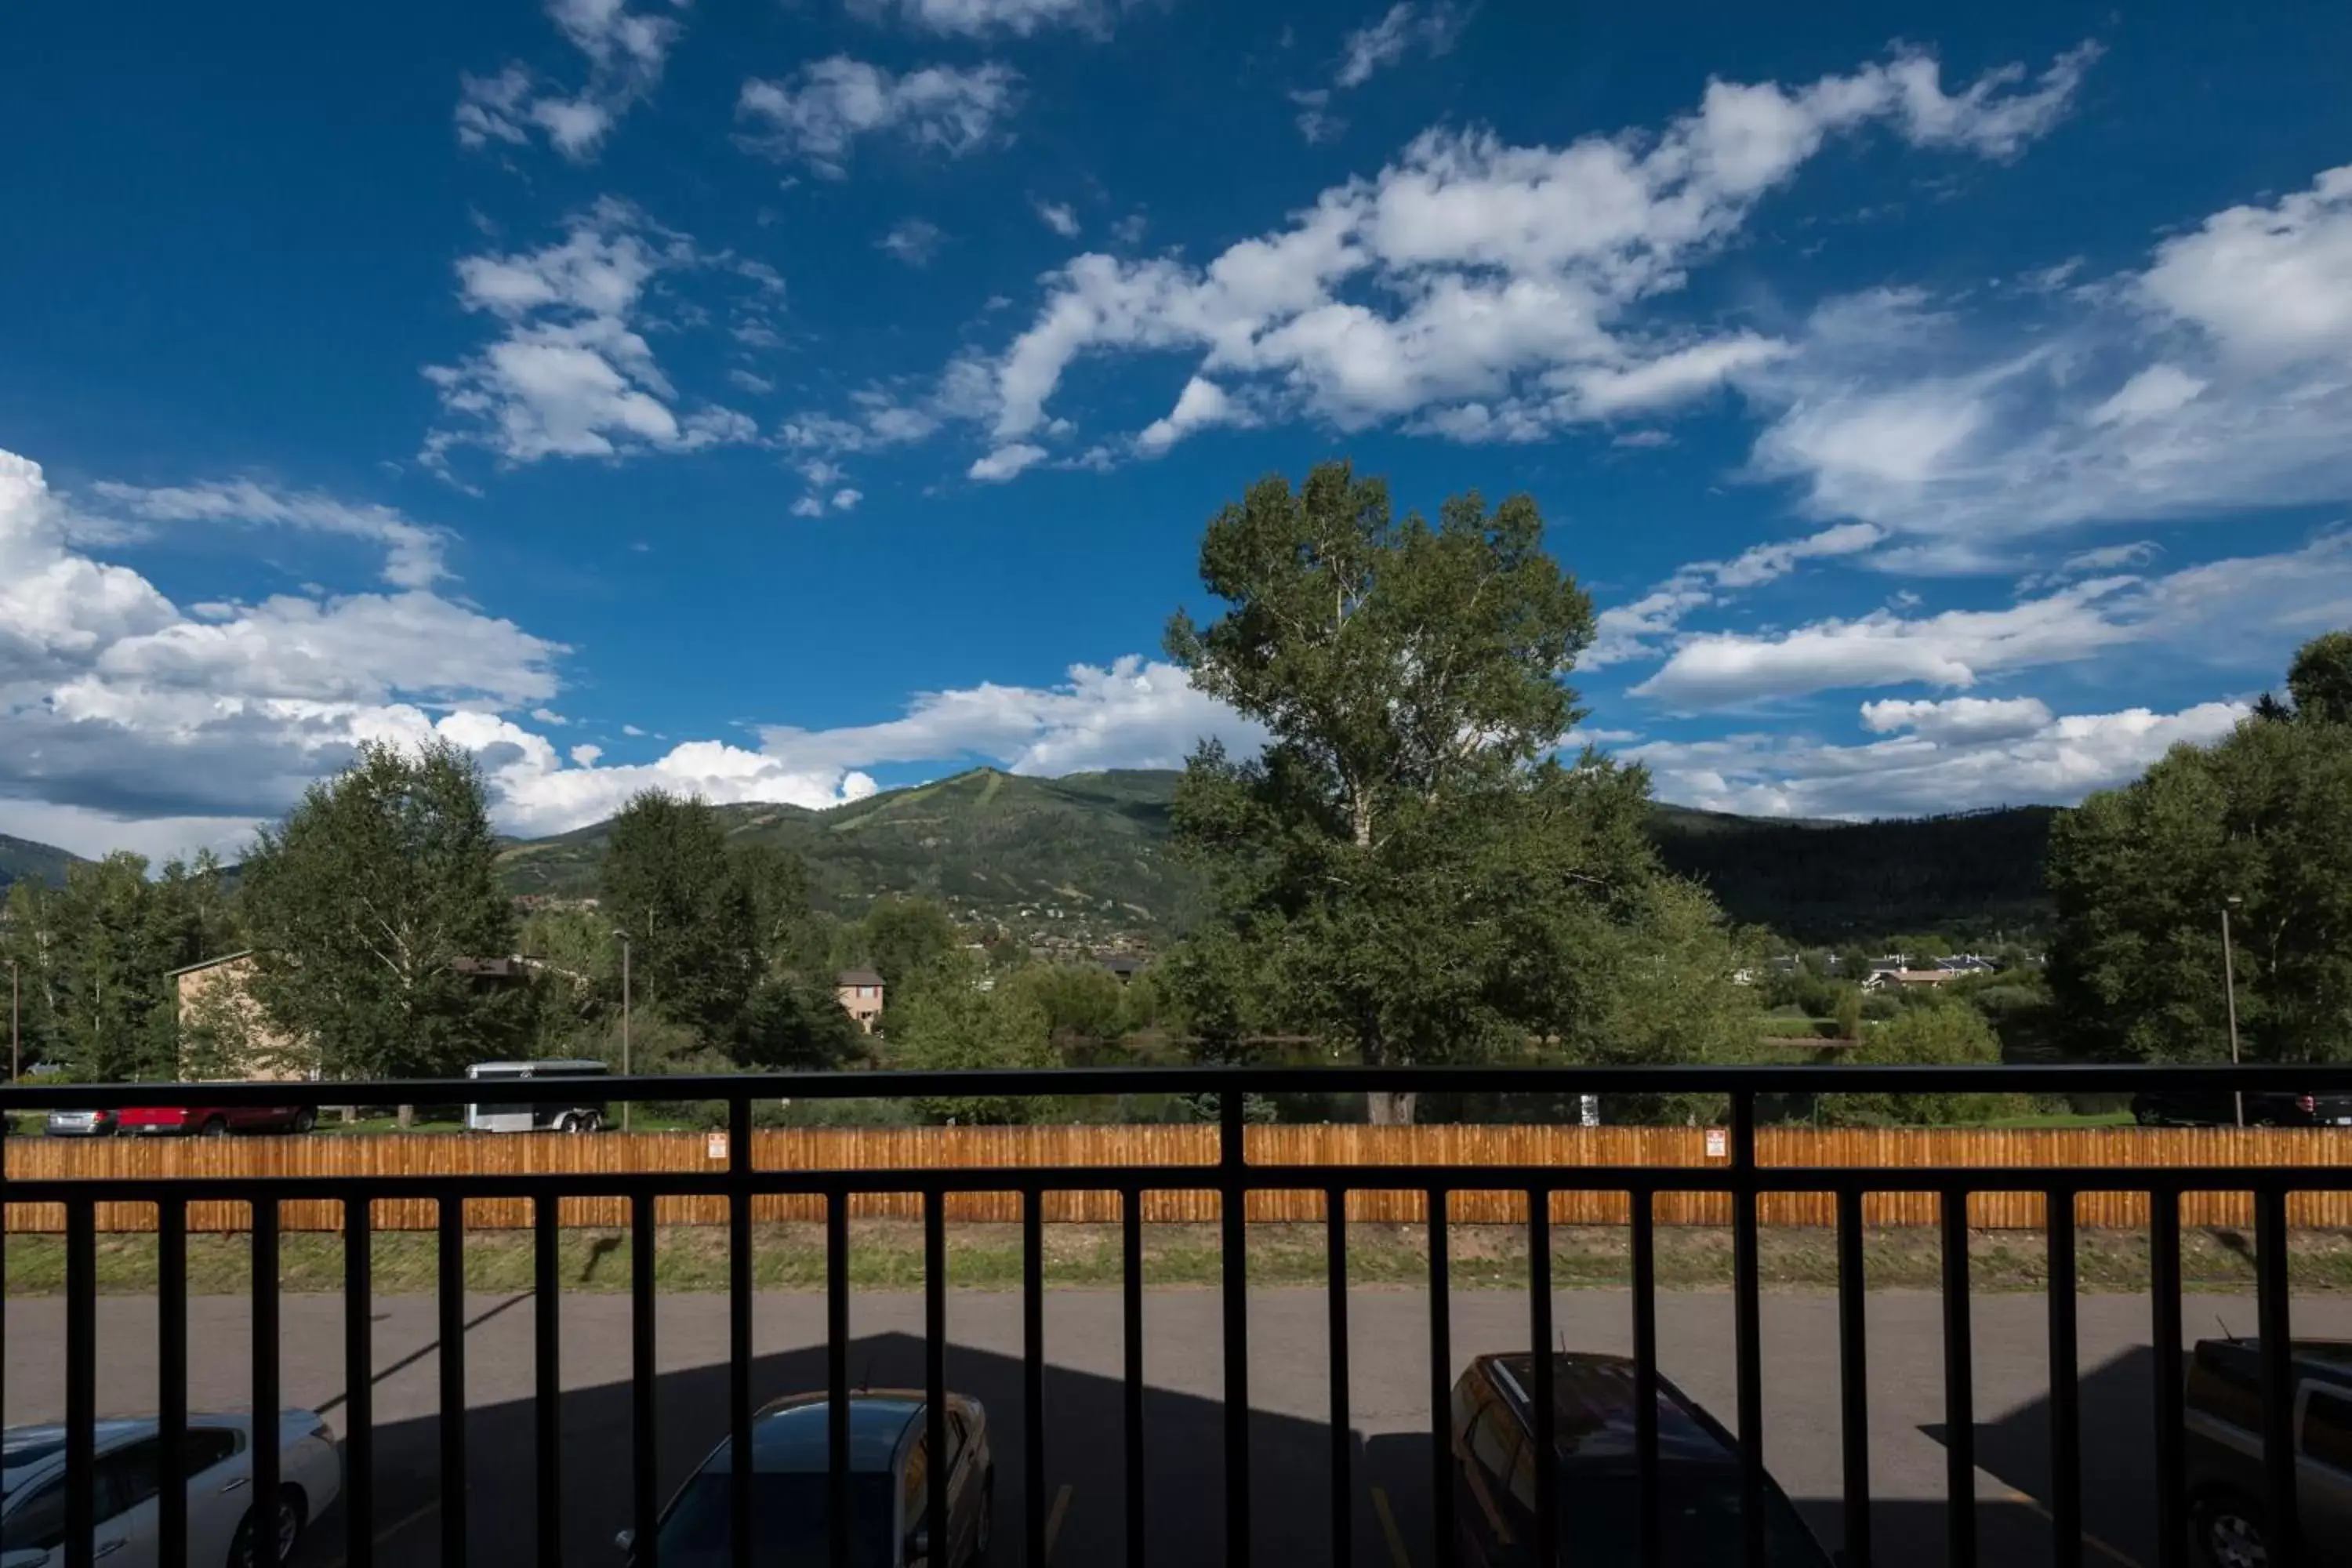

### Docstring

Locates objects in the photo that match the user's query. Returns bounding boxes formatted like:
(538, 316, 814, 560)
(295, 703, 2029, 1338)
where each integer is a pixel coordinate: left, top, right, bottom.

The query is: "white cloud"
(2139, 165, 2352, 368)
(736, 58, 1020, 179)
(1745, 166, 2352, 546)
(0, 447, 567, 848)
(1857, 695, 2053, 745)
(757, 655, 1262, 778)
(1334, 2, 1470, 91)
(847, 0, 1104, 38)
(1585, 522, 1882, 667)
(423, 202, 760, 471)
(729, 368, 776, 395)
(790, 497, 826, 518)
(569, 742, 604, 767)
(1632, 531, 2352, 707)
(622, 724, 647, 737)
(969, 443, 1047, 482)
(532, 707, 570, 726)
(1134, 376, 1245, 455)
(831, 488, 864, 510)
(964, 42, 2093, 469)
(1290, 89, 1344, 145)
(1033, 198, 1081, 238)
(877, 217, 946, 267)
(1630, 695, 2242, 821)
(87, 479, 452, 589)
(455, 0, 685, 162)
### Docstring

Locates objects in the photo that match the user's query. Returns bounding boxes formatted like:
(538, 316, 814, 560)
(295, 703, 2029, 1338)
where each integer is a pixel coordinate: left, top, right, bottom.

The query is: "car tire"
(200, 1116, 230, 1138)
(229, 1485, 307, 1567)
(559, 1112, 585, 1134)
(292, 1108, 317, 1134)
(2190, 1489, 2266, 1568)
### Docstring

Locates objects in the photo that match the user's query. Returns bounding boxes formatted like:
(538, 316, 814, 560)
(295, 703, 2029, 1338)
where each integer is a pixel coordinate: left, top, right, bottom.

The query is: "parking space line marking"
(1043, 1483, 1074, 1561)
(1370, 1486, 1414, 1568)
(1986, 1479, 2143, 1568)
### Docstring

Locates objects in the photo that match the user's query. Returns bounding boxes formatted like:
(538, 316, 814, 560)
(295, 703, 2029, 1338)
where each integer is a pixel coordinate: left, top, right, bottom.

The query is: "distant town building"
(1099, 954, 1146, 985)
(836, 968, 886, 1033)
(1862, 967, 1969, 993)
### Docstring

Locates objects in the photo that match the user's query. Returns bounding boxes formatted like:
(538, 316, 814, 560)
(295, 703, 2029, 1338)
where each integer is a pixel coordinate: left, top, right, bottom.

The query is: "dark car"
(1450, 1352, 1836, 1566)
(2183, 1336, 2352, 1566)
(624, 1391, 993, 1566)
(2133, 1090, 2352, 1127)
(42, 1109, 117, 1138)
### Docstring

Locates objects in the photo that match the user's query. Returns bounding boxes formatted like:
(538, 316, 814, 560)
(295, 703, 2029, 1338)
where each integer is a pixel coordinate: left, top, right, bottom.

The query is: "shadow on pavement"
(345, 1332, 1378, 1566)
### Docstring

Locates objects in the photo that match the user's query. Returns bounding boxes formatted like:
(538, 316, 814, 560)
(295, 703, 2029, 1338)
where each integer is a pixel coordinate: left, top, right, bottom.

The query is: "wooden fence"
(9, 1124, 2352, 1234)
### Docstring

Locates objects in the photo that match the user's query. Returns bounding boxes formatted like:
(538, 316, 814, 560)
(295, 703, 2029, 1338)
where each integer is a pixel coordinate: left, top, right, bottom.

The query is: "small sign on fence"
(706, 1131, 728, 1161)
(1704, 1127, 1727, 1159)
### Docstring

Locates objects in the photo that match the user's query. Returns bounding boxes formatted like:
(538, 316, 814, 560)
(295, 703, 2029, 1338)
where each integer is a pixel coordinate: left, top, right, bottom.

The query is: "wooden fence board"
(6, 1123, 2350, 1232)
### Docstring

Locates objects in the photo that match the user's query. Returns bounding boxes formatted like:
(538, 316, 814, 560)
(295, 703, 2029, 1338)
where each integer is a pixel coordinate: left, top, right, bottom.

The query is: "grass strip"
(4, 1221, 2342, 1297)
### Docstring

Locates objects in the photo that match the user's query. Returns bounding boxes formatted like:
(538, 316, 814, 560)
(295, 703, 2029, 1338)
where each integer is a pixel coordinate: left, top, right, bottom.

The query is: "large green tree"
(1163, 460, 1752, 1121)
(241, 741, 524, 1080)
(0, 851, 237, 1080)
(597, 790, 762, 1041)
(2050, 632, 2352, 1064)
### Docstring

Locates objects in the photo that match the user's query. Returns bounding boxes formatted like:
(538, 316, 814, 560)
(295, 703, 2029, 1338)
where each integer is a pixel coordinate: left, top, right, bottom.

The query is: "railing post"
(1731, 1092, 1765, 1568)
(1220, 1089, 1251, 1567)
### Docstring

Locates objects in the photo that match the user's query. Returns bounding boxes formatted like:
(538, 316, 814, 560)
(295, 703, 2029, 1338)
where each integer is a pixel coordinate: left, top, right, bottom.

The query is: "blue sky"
(5, 0, 2352, 858)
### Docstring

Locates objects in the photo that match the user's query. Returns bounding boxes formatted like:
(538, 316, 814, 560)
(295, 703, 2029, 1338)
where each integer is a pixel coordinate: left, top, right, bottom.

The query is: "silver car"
(41, 1111, 115, 1138)
(0, 1411, 342, 1568)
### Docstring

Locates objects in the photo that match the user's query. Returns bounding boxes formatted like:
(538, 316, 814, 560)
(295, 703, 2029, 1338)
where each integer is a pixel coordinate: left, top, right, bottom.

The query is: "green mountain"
(0, 833, 85, 893)
(497, 768, 2056, 946)
(499, 768, 1198, 950)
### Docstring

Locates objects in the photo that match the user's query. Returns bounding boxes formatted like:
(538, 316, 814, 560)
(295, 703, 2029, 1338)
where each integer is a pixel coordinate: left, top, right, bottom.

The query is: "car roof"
(1480, 1354, 1742, 1468)
(730, 1393, 978, 1475)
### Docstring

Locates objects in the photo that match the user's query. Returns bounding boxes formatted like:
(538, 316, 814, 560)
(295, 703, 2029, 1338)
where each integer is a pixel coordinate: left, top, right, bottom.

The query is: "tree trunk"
(396, 1103, 415, 1129)
(1366, 1091, 1417, 1125)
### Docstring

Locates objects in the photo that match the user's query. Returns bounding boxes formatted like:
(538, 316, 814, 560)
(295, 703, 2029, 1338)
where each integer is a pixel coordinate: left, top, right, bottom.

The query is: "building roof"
(165, 950, 253, 979)
(1099, 955, 1145, 975)
(837, 967, 885, 987)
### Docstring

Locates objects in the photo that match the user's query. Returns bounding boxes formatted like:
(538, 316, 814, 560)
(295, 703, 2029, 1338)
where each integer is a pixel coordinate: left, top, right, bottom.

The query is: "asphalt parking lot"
(4, 1283, 2326, 1567)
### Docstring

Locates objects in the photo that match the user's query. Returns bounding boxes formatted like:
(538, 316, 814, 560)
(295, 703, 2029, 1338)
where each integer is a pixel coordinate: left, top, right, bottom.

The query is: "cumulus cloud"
(757, 655, 1262, 778)
(422, 201, 761, 472)
(1632, 530, 2352, 707)
(969, 443, 1047, 482)
(0, 447, 565, 853)
(455, 0, 686, 161)
(736, 58, 1021, 179)
(847, 0, 1105, 38)
(1033, 198, 1081, 238)
(1134, 377, 1245, 456)
(1744, 165, 2352, 546)
(956, 42, 2092, 471)
(1629, 695, 2243, 820)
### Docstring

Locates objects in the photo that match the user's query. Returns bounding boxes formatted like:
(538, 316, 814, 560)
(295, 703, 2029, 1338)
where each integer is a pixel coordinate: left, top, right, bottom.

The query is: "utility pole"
(612, 930, 633, 1132)
(2223, 896, 2244, 1129)
(7, 958, 17, 1083)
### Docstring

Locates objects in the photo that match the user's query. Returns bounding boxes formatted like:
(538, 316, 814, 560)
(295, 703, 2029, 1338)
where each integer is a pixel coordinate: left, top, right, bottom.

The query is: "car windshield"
(1563, 1473, 1832, 1565)
(654, 1472, 896, 1567)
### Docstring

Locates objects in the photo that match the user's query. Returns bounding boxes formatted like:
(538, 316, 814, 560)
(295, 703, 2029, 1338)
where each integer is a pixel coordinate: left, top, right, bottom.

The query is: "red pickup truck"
(119, 1102, 318, 1137)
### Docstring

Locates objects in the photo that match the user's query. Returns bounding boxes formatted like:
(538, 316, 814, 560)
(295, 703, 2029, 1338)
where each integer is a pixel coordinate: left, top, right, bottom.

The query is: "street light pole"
(612, 930, 632, 1132)
(2223, 896, 2244, 1129)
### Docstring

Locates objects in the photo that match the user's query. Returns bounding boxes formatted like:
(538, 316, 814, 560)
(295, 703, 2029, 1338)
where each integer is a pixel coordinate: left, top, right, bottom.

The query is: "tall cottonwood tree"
(1163, 461, 1750, 1122)
(241, 741, 524, 1082)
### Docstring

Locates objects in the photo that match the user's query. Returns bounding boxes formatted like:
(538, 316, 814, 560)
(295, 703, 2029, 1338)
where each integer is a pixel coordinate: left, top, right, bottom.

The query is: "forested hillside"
(495, 769, 2055, 946)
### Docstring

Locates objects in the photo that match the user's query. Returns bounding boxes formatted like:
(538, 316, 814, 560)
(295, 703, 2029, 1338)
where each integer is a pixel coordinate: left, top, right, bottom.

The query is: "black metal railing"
(2, 1062, 2347, 1568)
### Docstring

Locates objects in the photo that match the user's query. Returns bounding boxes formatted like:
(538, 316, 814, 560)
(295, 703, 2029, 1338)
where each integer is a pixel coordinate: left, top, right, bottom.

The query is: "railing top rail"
(0, 1061, 2346, 1109)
